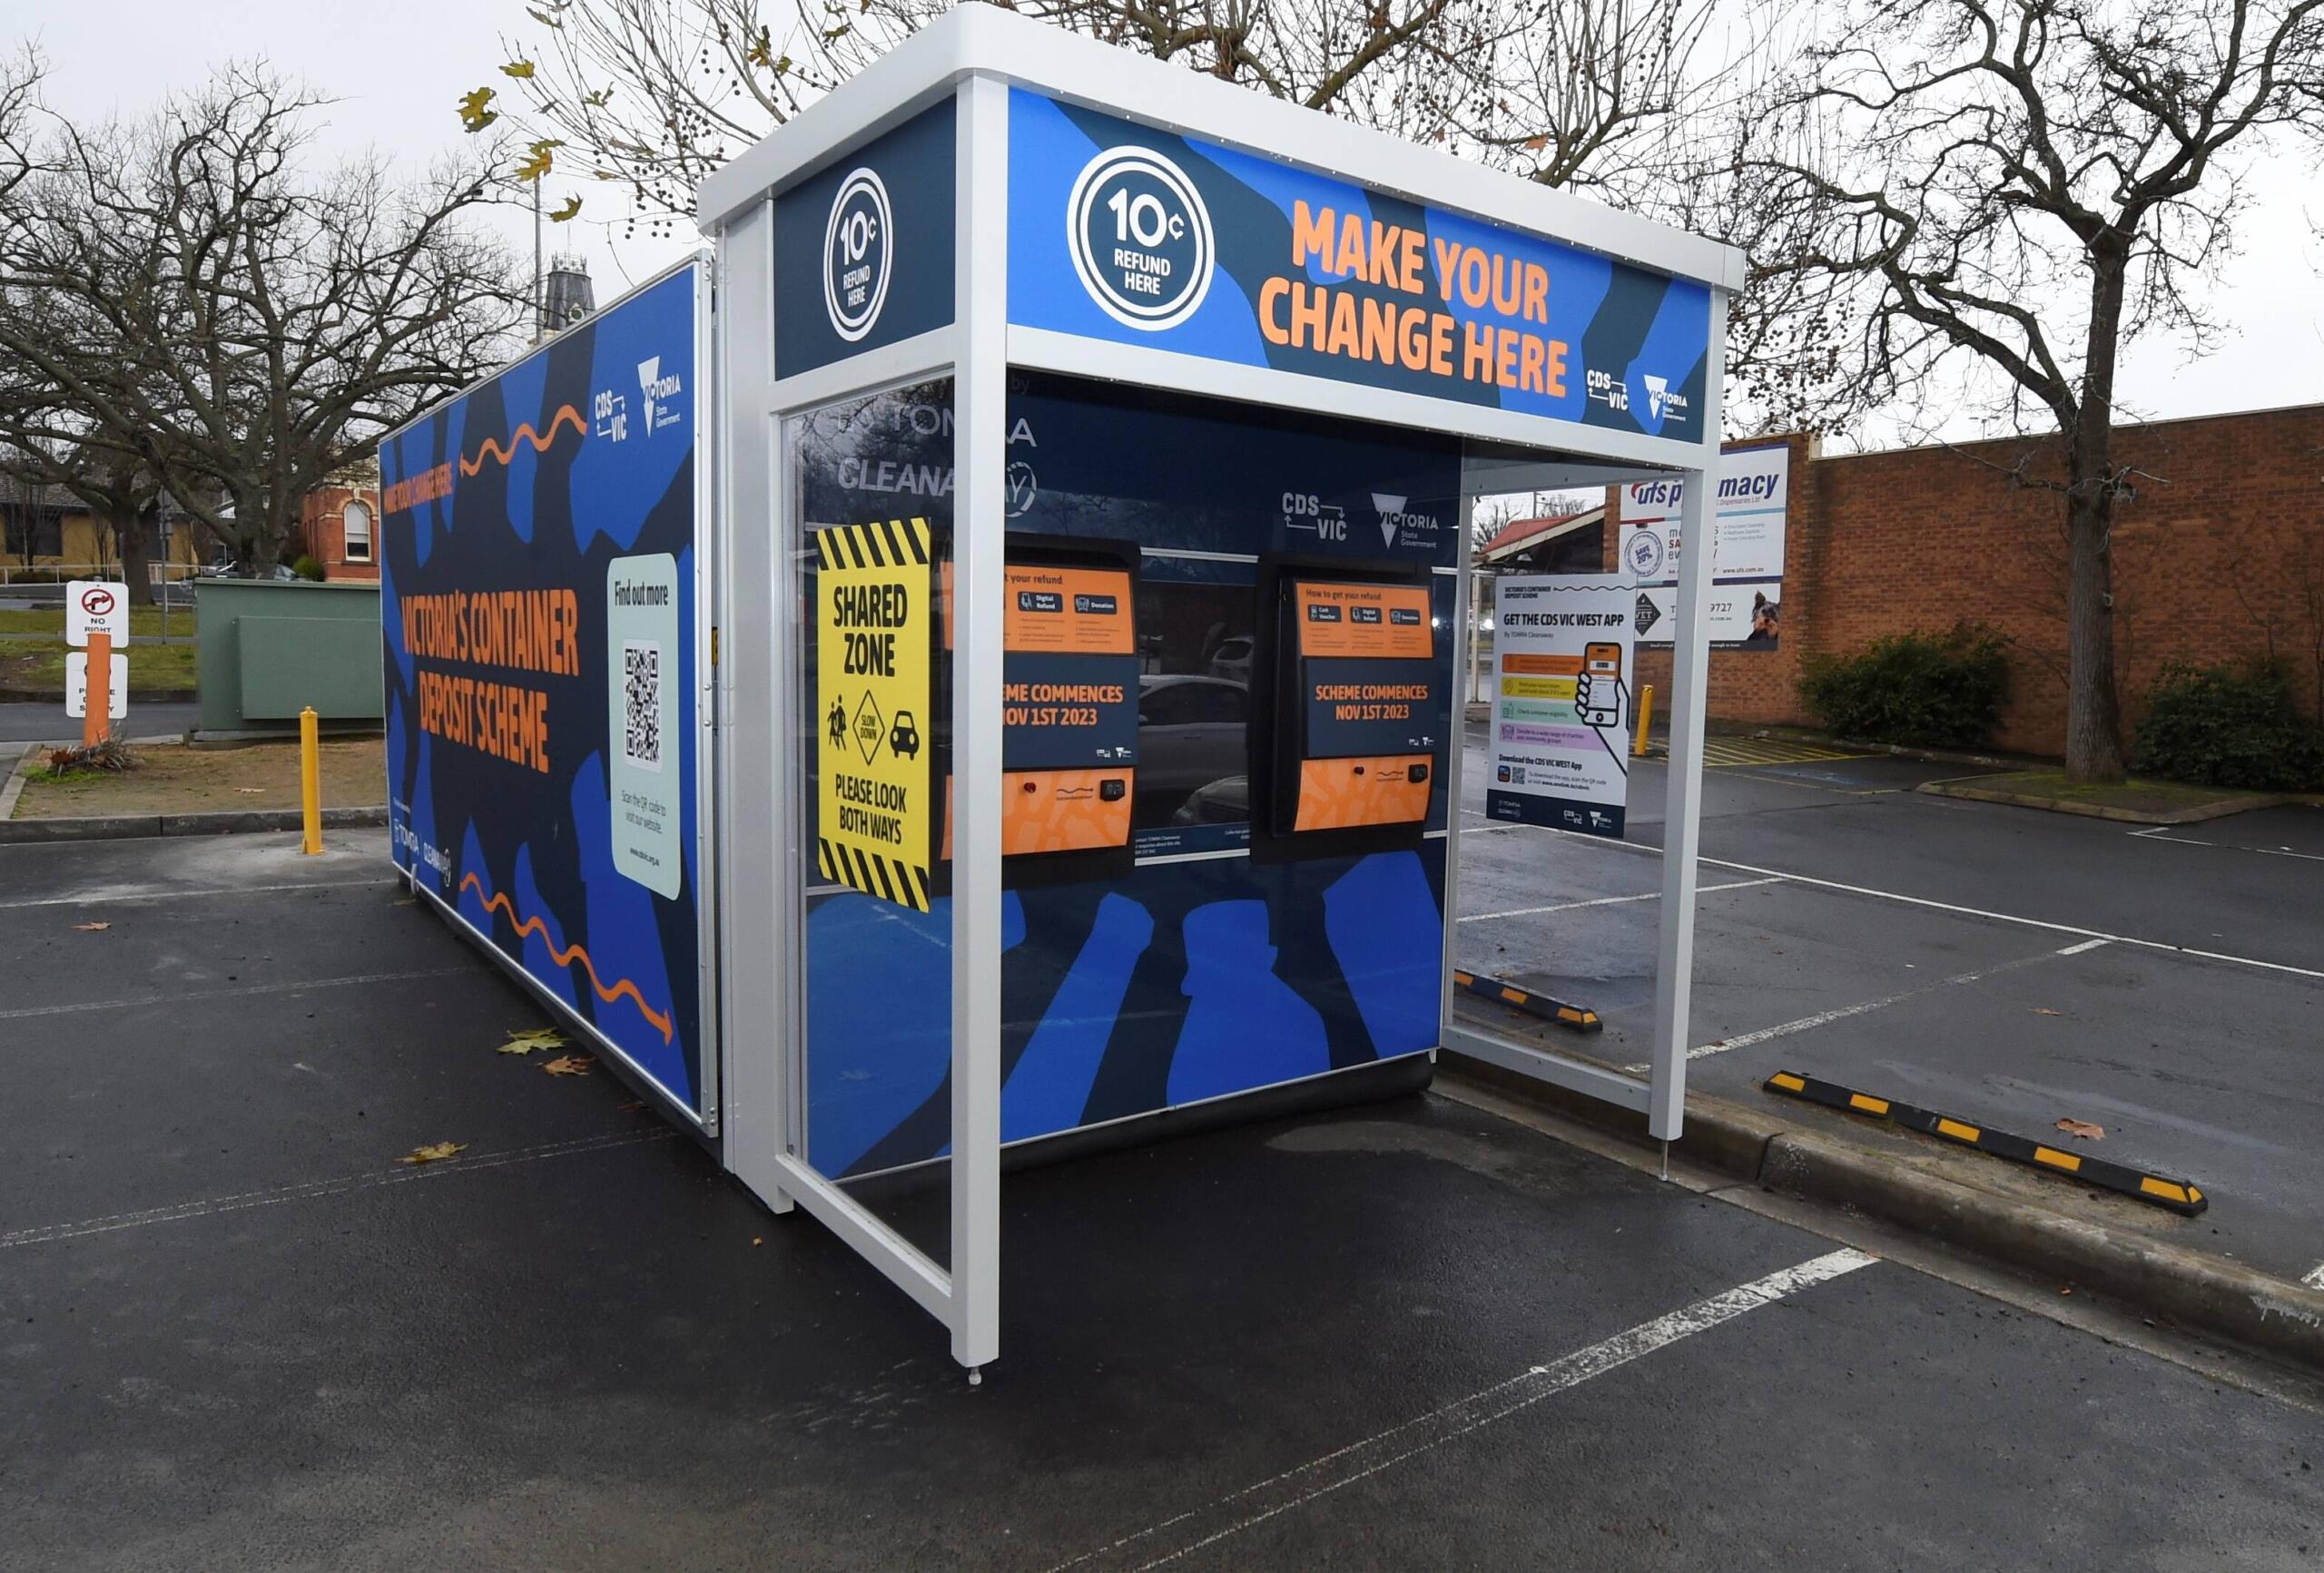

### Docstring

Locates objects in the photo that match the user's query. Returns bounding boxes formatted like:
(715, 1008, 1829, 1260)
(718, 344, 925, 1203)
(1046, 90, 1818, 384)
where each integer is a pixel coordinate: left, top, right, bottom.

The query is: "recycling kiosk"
(384, 3, 1742, 1377)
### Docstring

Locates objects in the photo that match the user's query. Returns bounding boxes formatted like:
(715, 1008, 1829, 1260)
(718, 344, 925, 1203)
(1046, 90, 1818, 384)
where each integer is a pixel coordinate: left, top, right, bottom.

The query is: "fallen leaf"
(73, 921, 111, 931)
(751, 1236, 763, 1246)
(2032, 1008, 2062, 1016)
(2054, 1117, 2104, 1140)
(398, 1141, 468, 1165)
(542, 1054, 596, 1077)
(497, 1027, 567, 1055)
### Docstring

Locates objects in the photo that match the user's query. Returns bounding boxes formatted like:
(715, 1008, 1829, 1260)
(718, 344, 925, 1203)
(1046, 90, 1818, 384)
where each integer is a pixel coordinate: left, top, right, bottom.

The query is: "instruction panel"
(816, 516, 937, 910)
(1001, 561, 1138, 857)
(1486, 574, 1632, 837)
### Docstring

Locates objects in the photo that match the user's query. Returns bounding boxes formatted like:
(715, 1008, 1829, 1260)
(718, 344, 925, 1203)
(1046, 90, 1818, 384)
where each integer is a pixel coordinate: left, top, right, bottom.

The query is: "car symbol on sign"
(888, 711, 921, 760)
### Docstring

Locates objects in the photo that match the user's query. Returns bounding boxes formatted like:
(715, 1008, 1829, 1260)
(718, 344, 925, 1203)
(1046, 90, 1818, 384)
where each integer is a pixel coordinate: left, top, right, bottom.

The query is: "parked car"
(1137, 673, 1246, 825)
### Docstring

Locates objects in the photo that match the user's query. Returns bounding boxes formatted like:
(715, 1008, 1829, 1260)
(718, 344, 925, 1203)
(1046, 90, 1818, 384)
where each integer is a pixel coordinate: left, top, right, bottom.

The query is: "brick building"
(1593, 405, 2324, 760)
(292, 477, 381, 583)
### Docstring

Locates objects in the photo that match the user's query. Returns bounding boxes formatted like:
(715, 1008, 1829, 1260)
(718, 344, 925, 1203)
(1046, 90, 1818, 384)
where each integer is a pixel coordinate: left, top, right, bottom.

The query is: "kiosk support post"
(1644, 290, 1730, 1144)
(950, 73, 1009, 1374)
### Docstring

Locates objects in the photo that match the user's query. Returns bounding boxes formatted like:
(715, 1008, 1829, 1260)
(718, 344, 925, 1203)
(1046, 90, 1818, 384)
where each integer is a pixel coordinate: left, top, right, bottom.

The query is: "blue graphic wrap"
(381, 264, 706, 1118)
(1008, 88, 1709, 444)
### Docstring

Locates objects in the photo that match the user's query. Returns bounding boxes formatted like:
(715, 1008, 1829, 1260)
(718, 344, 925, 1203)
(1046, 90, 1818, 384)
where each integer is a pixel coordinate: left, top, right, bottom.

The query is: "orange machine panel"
(1291, 754, 1433, 831)
(1002, 767, 1136, 854)
(1294, 582, 1433, 660)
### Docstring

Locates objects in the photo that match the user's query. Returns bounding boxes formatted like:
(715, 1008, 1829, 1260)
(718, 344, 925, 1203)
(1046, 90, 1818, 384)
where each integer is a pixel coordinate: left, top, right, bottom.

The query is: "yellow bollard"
(1632, 683, 1656, 757)
(299, 705, 322, 855)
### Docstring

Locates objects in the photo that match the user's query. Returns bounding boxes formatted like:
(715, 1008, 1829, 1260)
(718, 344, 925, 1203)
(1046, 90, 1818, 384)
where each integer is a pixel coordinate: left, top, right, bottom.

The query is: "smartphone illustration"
(1578, 641, 1623, 726)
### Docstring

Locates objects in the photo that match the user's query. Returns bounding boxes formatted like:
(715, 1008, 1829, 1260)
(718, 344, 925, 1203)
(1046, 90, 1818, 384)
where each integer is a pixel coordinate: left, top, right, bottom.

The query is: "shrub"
(290, 555, 327, 581)
(1798, 623, 2012, 749)
(2131, 658, 2324, 791)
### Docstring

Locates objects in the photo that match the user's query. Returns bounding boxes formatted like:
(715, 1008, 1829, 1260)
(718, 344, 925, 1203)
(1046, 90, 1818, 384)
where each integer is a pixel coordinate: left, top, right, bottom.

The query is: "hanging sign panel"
(1617, 441, 1788, 649)
(1486, 574, 1633, 837)
(1007, 89, 1710, 445)
(815, 516, 938, 910)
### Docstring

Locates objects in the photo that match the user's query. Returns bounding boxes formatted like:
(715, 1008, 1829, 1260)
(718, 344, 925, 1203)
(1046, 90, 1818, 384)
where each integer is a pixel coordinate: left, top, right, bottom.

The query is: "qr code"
(622, 641, 662, 772)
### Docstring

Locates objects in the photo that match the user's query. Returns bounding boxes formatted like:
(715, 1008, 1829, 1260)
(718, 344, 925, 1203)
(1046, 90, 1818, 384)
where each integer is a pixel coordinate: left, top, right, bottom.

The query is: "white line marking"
(0, 965, 478, 1022)
(1050, 1248, 1876, 1573)
(1624, 939, 2112, 1071)
(1462, 811, 2324, 983)
(0, 876, 397, 911)
(1458, 877, 1780, 925)
(2302, 1264, 2324, 1292)
(2126, 826, 2324, 862)
(0, 1129, 676, 1250)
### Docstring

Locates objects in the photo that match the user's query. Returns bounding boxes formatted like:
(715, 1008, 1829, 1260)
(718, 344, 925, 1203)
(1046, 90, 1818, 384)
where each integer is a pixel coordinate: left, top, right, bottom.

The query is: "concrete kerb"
(0, 745, 35, 821)
(1438, 1048, 2324, 1372)
(1915, 774, 2282, 826)
(0, 804, 387, 844)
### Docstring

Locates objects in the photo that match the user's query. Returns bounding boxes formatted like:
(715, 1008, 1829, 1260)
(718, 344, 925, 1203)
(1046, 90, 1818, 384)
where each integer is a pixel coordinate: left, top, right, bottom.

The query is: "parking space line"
(1620, 940, 2112, 1071)
(2128, 825, 2324, 862)
(0, 965, 478, 1023)
(1051, 1247, 1877, 1573)
(0, 1129, 677, 1250)
(1458, 877, 1779, 925)
(0, 876, 398, 911)
(1461, 811, 2324, 983)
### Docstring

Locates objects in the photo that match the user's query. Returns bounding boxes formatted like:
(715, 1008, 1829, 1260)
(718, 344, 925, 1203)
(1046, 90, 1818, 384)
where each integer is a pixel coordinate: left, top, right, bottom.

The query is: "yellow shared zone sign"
(814, 516, 936, 911)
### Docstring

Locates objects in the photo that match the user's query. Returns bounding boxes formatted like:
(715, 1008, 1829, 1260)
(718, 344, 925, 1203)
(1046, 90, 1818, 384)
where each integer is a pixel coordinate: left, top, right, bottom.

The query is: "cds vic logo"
(1067, 147, 1215, 330)
(824, 167, 894, 341)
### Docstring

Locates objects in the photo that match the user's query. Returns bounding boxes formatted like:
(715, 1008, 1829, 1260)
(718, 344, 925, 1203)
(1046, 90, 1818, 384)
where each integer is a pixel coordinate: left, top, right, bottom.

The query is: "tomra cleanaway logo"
(638, 357, 684, 435)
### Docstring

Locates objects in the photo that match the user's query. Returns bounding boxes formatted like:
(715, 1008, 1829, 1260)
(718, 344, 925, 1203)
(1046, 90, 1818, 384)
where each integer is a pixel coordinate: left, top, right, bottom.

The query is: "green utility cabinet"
(194, 578, 383, 733)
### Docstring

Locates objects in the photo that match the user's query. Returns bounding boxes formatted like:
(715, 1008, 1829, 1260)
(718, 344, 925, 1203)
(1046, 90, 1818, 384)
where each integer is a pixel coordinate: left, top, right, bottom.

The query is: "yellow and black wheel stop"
(1764, 1070, 2207, 1216)
(1453, 968, 1602, 1034)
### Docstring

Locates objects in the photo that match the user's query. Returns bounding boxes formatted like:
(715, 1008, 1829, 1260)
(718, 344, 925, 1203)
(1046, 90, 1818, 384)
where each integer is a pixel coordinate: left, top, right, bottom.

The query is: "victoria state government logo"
(1066, 146, 1216, 331)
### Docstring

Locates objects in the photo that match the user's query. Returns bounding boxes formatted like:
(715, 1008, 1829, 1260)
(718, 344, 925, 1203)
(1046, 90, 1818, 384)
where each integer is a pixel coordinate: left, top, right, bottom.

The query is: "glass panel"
(788, 377, 956, 1268)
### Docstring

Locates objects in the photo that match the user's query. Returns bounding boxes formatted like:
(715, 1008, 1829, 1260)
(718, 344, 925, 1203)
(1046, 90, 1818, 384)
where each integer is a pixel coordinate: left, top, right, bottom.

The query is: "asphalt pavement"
(1455, 727, 2324, 1286)
(1, 831, 2318, 1569)
(0, 700, 201, 743)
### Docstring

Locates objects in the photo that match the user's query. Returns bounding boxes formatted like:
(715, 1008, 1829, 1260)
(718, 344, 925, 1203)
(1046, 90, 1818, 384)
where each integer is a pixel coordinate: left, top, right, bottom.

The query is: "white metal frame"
(701, 3, 1741, 1370)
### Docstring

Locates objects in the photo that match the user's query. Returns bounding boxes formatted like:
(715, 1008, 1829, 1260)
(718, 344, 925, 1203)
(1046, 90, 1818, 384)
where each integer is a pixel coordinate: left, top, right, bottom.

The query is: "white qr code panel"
(623, 640, 664, 772)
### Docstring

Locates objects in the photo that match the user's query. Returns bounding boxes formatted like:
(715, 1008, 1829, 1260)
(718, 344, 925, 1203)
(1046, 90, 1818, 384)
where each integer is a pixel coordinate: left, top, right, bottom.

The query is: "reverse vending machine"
(387, 4, 1741, 1374)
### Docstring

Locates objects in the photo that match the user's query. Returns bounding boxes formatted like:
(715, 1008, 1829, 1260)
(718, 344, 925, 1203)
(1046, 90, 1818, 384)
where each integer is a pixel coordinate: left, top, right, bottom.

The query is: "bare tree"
(0, 63, 527, 575)
(473, 0, 1722, 231)
(1734, 0, 2324, 781)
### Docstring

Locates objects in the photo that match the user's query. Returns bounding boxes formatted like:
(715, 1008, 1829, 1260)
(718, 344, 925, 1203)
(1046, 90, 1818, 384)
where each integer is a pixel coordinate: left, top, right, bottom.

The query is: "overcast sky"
(22, 3, 2324, 450)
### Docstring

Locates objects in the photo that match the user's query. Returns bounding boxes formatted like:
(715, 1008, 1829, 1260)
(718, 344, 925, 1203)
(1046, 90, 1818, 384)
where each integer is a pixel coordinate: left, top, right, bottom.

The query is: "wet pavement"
(1, 830, 2317, 1569)
(1455, 728, 2324, 1285)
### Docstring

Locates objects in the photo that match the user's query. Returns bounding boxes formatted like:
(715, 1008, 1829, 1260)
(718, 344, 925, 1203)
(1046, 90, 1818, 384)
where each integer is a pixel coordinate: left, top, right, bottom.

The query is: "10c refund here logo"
(824, 166, 894, 342)
(1066, 146, 1215, 331)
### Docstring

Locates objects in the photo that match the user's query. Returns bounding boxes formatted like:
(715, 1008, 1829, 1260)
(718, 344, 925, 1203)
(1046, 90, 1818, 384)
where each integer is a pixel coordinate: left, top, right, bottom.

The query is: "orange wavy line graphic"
(458, 404, 586, 477)
(459, 871, 675, 1043)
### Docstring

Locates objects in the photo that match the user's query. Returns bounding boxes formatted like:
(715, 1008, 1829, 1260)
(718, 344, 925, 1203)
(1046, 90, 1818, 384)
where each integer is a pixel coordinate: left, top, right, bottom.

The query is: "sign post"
(65, 581, 130, 746)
